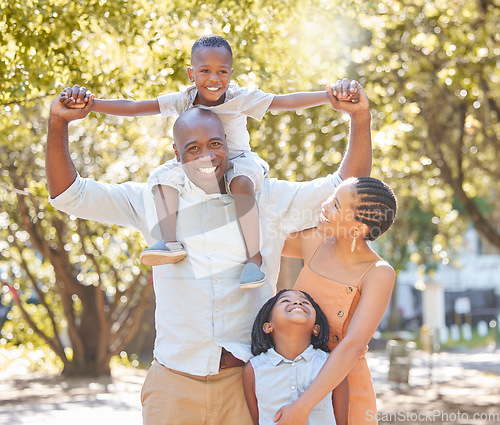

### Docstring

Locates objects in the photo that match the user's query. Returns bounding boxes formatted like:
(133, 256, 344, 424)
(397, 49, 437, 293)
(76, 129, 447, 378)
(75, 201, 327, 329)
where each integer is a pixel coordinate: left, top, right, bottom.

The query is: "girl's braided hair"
(251, 289, 330, 356)
(351, 177, 397, 241)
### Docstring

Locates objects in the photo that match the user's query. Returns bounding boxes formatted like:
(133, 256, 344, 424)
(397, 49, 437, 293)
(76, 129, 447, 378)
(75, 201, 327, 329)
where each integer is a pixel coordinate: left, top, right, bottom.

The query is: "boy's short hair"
(191, 35, 233, 60)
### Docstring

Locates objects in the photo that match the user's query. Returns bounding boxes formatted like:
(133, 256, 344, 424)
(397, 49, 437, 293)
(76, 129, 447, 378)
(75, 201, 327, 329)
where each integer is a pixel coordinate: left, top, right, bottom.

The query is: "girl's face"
(188, 46, 233, 107)
(317, 181, 361, 240)
(265, 291, 318, 335)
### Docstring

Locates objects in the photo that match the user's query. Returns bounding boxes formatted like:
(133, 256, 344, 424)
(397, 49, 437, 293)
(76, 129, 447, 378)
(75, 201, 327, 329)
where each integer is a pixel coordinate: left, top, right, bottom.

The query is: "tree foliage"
(354, 0, 500, 261)
(1, 0, 360, 376)
(1, 0, 498, 372)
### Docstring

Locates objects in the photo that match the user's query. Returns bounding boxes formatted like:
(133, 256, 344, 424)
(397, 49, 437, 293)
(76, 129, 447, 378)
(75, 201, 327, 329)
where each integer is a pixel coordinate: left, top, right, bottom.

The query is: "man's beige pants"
(141, 360, 254, 425)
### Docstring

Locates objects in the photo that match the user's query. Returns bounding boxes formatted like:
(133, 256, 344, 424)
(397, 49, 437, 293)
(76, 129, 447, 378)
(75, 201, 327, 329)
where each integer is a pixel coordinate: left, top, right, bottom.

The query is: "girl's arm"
(332, 377, 349, 425)
(273, 262, 396, 425)
(242, 362, 260, 425)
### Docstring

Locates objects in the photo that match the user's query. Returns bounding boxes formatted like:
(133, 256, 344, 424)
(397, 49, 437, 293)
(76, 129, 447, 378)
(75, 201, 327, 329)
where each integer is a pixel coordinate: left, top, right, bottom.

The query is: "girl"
(243, 289, 349, 425)
(274, 177, 398, 425)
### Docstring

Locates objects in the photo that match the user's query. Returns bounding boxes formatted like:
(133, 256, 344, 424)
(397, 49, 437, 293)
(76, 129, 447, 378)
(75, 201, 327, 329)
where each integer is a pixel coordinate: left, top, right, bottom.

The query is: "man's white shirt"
(50, 171, 342, 376)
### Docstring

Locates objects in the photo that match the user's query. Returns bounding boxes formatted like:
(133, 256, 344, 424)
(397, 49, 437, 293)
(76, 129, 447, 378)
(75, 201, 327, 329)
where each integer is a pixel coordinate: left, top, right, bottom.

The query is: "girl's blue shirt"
(250, 345, 336, 425)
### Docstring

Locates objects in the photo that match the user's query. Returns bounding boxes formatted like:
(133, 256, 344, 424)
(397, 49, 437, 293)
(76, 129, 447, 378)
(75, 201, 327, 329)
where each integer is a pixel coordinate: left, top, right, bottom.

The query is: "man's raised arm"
(327, 79, 372, 179)
(46, 85, 94, 198)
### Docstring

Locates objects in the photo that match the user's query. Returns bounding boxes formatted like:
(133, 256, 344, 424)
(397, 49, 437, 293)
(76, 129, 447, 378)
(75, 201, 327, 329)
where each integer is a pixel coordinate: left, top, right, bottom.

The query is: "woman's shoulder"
(360, 258, 396, 289)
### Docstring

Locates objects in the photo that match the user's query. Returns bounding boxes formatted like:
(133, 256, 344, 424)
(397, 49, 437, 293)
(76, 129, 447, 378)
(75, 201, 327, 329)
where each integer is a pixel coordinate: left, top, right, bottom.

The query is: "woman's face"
(318, 182, 360, 239)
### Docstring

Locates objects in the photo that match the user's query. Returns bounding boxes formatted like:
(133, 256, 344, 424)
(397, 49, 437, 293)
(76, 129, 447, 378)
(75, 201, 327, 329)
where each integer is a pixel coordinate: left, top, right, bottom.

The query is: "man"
(46, 79, 372, 424)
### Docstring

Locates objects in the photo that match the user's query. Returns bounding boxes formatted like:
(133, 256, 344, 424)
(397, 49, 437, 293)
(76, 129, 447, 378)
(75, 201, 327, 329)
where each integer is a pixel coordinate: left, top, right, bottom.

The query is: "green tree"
(1, 0, 358, 376)
(353, 0, 500, 259)
(1, 0, 161, 377)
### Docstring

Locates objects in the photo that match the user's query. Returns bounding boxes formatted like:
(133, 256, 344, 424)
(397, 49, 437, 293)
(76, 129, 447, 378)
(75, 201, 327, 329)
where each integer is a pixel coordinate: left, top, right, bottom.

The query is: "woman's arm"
(282, 228, 324, 260)
(274, 262, 396, 425)
(281, 232, 303, 258)
(242, 362, 259, 425)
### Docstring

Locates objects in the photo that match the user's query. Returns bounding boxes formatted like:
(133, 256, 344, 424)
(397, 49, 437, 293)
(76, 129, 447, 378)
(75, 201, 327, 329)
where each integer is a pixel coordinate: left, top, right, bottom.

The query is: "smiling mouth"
(288, 306, 307, 314)
(320, 211, 330, 223)
(198, 165, 217, 174)
(206, 87, 221, 92)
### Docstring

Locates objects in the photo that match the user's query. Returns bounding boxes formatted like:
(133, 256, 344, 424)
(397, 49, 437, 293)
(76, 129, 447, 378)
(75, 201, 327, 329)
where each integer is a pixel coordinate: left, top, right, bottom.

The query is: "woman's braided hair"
(351, 177, 397, 241)
(251, 289, 330, 356)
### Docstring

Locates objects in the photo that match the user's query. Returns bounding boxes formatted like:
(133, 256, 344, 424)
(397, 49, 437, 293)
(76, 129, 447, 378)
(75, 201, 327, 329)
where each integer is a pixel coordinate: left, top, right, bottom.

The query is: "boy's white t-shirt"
(157, 84, 275, 155)
(250, 345, 336, 425)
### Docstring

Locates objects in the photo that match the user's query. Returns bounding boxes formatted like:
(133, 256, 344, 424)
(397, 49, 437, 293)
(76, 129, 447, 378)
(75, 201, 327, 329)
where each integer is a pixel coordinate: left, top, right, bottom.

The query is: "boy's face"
(188, 46, 233, 107)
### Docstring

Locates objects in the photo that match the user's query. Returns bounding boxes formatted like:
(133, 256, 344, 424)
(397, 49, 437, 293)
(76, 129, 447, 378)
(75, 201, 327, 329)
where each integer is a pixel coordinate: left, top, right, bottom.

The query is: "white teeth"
(207, 87, 220, 91)
(290, 307, 305, 313)
(320, 212, 330, 223)
(199, 166, 216, 174)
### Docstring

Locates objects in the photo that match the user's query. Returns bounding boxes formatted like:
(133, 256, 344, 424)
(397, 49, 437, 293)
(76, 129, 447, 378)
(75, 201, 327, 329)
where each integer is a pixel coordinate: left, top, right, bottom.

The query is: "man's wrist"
(350, 109, 371, 121)
(49, 114, 69, 125)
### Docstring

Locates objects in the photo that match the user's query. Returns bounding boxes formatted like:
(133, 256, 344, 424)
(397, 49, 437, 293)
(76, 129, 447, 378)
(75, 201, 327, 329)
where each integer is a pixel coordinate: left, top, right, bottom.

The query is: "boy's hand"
(326, 79, 369, 118)
(51, 91, 95, 124)
(327, 78, 360, 103)
(59, 85, 92, 109)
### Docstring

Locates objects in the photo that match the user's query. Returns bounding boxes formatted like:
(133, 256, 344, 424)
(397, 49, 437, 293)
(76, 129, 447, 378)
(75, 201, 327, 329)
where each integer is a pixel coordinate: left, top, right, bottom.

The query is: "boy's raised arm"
(267, 81, 359, 111)
(60, 86, 160, 116)
(268, 91, 330, 111)
(91, 99, 161, 116)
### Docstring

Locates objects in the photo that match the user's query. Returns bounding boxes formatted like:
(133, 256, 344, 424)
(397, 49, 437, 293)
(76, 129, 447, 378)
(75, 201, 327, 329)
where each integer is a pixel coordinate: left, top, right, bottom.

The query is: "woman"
(276, 176, 397, 425)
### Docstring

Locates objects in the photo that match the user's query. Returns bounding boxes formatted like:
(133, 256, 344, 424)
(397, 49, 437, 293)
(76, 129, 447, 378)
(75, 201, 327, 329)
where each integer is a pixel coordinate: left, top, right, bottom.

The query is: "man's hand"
(327, 79, 369, 118)
(51, 85, 94, 123)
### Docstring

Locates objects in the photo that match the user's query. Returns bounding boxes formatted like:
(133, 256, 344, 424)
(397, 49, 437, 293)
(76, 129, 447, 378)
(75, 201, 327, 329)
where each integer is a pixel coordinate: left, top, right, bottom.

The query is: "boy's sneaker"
(140, 241, 186, 266)
(240, 263, 266, 289)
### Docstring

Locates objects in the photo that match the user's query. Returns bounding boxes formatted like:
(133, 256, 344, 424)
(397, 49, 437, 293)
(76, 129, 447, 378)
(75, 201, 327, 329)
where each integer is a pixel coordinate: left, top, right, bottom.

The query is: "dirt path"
(1, 348, 499, 425)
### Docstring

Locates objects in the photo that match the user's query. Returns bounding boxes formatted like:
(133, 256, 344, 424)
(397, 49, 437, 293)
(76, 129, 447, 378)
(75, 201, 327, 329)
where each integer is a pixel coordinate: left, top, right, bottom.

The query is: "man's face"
(174, 112, 229, 194)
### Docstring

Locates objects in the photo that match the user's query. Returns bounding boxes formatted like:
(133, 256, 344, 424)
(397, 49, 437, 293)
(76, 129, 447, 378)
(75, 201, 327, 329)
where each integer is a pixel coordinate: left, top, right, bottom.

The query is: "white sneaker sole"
(240, 277, 266, 289)
(140, 250, 187, 266)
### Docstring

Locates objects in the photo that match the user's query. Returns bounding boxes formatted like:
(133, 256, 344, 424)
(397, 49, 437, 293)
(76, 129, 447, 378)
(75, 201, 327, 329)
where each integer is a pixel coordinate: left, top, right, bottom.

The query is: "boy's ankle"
(246, 254, 262, 267)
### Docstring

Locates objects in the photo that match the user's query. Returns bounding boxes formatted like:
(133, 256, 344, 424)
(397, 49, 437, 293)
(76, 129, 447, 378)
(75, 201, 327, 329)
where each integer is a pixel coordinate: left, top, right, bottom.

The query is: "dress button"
(347, 287, 353, 293)
(291, 386, 296, 390)
(332, 335, 339, 341)
(338, 311, 344, 317)
(291, 362, 295, 367)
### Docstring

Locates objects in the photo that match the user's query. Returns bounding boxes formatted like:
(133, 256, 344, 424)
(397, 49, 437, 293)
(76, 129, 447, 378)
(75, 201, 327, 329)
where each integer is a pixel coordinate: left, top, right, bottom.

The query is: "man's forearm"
(46, 115, 77, 198)
(338, 110, 372, 179)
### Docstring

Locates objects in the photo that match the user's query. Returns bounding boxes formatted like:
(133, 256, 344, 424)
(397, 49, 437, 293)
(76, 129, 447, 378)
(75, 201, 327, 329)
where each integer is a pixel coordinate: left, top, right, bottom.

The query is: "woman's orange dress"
(294, 251, 378, 425)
